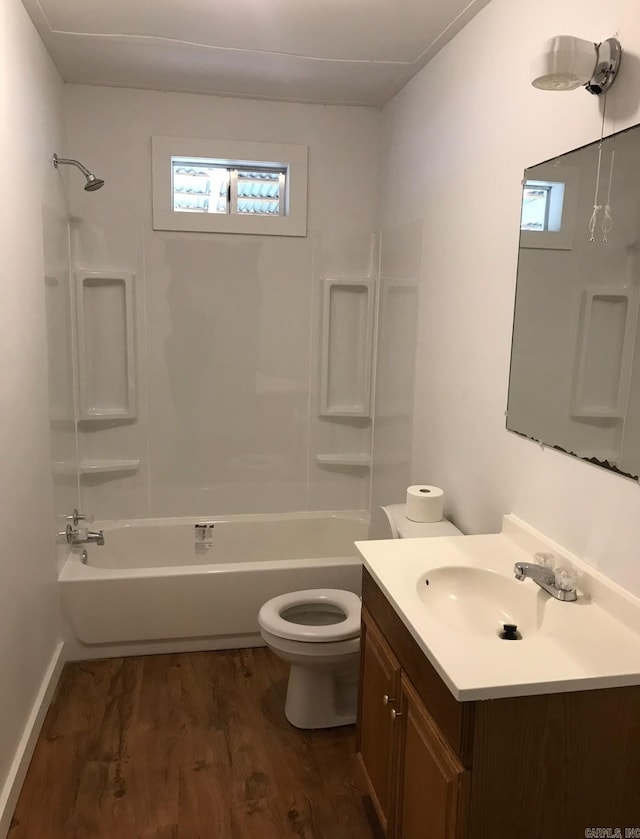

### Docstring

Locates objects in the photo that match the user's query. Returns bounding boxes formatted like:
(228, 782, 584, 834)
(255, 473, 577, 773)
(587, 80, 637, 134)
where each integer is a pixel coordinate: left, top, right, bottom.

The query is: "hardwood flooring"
(9, 649, 378, 839)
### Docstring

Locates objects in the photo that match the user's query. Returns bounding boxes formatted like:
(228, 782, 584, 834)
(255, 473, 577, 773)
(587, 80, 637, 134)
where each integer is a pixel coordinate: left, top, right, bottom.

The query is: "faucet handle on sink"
(534, 551, 555, 568)
(554, 566, 578, 593)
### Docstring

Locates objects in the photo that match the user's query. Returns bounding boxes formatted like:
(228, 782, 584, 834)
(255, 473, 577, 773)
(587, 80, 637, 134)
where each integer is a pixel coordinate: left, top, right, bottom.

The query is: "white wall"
(62, 86, 380, 520)
(377, 0, 640, 595)
(0, 0, 67, 829)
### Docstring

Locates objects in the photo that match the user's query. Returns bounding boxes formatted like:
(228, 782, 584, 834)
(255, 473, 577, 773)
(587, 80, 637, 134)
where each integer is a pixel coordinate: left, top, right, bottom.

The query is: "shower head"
(53, 153, 105, 192)
(84, 174, 105, 192)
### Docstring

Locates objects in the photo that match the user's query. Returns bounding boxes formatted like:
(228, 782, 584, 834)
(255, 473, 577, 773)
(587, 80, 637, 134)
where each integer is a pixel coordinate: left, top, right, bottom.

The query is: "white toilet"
(258, 588, 362, 729)
(258, 504, 462, 729)
(367, 502, 462, 539)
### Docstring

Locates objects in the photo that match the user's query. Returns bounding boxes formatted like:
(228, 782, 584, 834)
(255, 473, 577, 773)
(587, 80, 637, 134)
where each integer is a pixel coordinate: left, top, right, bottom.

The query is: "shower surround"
(60, 85, 382, 522)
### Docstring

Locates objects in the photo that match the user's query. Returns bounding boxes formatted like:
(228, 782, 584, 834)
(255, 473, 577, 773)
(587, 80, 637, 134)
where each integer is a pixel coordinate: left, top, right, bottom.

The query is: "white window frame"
(152, 136, 308, 237)
(519, 164, 579, 251)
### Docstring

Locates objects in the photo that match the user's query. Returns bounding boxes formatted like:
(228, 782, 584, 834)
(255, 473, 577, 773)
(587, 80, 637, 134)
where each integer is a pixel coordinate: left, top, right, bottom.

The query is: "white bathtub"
(59, 511, 368, 647)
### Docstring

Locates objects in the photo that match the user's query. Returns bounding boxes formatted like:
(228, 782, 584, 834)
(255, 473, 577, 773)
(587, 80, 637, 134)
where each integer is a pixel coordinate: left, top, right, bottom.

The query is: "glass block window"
(172, 158, 285, 216)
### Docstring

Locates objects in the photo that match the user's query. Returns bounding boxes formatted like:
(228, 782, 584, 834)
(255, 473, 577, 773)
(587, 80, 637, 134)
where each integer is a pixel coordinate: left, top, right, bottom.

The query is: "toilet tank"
(367, 504, 462, 539)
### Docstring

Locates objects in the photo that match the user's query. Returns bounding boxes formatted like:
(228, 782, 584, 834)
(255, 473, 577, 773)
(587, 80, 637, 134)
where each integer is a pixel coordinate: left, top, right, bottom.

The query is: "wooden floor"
(9, 649, 378, 839)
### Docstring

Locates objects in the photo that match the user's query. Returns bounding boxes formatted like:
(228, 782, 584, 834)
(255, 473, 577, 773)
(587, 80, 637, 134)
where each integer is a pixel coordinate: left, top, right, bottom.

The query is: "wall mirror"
(507, 121, 640, 480)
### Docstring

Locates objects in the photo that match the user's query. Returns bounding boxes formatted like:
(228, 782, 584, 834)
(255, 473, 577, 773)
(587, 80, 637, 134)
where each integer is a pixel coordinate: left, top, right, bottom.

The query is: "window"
(521, 184, 552, 231)
(520, 180, 565, 233)
(152, 137, 308, 236)
(519, 169, 577, 251)
(172, 159, 286, 216)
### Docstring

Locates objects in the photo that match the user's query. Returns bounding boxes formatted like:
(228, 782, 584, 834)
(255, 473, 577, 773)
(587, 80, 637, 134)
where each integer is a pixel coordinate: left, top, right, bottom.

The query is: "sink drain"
(499, 623, 521, 640)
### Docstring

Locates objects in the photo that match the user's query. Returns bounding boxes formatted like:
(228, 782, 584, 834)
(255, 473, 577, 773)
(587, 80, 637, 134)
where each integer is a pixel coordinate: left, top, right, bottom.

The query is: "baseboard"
(0, 641, 66, 838)
(65, 632, 265, 662)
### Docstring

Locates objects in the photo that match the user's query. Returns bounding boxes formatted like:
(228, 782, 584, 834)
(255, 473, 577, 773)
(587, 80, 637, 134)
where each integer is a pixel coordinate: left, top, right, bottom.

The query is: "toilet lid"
(258, 589, 362, 643)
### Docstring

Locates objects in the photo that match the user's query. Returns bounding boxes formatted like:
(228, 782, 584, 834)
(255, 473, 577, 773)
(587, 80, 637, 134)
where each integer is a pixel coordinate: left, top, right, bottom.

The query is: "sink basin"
(416, 565, 543, 638)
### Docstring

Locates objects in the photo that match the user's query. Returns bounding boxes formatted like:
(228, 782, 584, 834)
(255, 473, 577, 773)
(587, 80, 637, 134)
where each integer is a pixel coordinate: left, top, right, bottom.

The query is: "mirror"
(507, 122, 640, 481)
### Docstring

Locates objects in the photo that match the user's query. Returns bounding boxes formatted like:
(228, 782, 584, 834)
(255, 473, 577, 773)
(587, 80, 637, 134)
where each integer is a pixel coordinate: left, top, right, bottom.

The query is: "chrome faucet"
(79, 528, 105, 546)
(513, 561, 577, 601)
(58, 509, 104, 547)
(59, 523, 105, 547)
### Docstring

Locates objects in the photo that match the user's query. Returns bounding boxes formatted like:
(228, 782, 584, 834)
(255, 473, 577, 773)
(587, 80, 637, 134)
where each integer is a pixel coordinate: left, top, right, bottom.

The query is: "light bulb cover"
(531, 35, 622, 95)
(532, 35, 597, 91)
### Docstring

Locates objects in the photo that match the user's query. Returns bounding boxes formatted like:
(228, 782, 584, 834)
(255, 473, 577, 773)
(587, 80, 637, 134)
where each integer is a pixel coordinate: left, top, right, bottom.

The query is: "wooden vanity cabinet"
(356, 613, 401, 833)
(394, 675, 469, 839)
(357, 569, 640, 839)
(357, 603, 469, 839)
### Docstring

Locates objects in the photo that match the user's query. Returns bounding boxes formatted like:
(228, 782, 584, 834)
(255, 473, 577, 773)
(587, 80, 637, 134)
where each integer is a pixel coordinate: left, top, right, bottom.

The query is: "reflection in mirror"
(507, 122, 640, 480)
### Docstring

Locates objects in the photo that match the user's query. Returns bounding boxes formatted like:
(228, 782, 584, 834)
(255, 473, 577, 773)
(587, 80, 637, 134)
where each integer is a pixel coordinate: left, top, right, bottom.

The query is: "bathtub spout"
(59, 524, 105, 546)
(83, 529, 105, 546)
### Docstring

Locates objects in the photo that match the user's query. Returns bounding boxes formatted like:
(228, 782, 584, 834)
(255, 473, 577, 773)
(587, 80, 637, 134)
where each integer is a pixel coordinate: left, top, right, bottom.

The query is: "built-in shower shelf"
(316, 453, 371, 467)
(51, 461, 78, 476)
(79, 459, 140, 475)
(320, 277, 374, 418)
(571, 287, 638, 419)
(76, 271, 137, 421)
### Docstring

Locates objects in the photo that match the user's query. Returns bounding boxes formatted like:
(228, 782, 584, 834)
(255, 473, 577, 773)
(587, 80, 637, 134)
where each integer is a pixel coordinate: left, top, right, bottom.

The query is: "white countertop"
(356, 514, 640, 701)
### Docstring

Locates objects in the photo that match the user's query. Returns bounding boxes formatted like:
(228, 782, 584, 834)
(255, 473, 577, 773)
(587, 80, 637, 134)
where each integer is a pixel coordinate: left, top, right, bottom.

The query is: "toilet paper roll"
(406, 485, 444, 523)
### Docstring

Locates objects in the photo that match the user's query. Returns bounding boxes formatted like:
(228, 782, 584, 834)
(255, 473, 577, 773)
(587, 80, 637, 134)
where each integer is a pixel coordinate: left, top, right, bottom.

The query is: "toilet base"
(284, 661, 359, 729)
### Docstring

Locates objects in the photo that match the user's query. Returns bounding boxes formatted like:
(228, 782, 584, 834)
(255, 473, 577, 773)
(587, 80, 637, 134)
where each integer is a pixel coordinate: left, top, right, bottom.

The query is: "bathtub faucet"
(58, 524, 105, 547)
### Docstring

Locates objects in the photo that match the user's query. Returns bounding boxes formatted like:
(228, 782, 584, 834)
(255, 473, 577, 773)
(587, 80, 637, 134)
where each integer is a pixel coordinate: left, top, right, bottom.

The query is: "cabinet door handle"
(383, 694, 395, 705)
(390, 708, 403, 720)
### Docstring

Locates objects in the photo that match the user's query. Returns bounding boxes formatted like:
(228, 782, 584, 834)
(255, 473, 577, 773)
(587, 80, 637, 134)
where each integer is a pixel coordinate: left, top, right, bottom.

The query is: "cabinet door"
(357, 608, 401, 834)
(395, 675, 469, 839)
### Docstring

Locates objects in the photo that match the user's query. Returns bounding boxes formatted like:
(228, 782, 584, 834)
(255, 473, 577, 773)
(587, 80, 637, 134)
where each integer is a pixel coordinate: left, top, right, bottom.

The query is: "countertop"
(355, 514, 640, 700)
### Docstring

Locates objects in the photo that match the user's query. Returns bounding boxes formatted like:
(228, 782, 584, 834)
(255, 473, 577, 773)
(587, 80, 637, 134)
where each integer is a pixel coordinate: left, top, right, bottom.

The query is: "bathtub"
(59, 511, 369, 647)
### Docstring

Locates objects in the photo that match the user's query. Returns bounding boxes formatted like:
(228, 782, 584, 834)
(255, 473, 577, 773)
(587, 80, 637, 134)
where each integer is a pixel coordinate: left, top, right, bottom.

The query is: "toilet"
(258, 504, 462, 729)
(367, 502, 462, 539)
(258, 588, 362, 729)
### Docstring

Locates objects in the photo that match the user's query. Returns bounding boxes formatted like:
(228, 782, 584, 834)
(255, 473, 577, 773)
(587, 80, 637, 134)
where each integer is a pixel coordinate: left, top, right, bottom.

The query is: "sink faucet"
(513, 561, 577, 601)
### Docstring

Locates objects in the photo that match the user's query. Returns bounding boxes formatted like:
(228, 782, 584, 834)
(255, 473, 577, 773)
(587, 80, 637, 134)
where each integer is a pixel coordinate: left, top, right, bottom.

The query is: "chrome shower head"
(84, 175, 105, 192)
(53, 153, 105, 192)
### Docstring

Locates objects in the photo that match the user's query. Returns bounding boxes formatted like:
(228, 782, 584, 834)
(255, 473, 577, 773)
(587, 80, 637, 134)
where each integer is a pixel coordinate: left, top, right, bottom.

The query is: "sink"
(357, 516, 640, 698)
(416, 565, 543, 638)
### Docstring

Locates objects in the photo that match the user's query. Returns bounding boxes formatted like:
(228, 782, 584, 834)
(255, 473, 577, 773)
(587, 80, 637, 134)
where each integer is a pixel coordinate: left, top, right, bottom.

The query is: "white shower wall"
(62, 86, 381, 519)
(371, 221, 423, 509)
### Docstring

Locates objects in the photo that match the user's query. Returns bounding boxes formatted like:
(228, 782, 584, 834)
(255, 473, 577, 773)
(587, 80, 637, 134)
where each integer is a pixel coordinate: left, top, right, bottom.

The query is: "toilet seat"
(258, 588, 361, 643)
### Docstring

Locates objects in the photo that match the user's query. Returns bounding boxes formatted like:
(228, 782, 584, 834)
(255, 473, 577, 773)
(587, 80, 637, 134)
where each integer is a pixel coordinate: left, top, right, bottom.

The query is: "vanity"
(355, 516, 640, 838)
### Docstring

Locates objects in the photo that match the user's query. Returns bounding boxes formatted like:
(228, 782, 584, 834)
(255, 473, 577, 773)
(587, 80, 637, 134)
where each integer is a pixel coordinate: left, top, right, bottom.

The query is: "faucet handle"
(554, 566, 578, 592)
(66, 508, 94, 526)
(58, 525, 73, 542)
(58, 524, 78, 543)
(534, 551, 555, 568)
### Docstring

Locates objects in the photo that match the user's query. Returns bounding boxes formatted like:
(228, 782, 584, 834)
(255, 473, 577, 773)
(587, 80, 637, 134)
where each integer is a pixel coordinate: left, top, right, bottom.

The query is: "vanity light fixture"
(532, 35, 622, 95)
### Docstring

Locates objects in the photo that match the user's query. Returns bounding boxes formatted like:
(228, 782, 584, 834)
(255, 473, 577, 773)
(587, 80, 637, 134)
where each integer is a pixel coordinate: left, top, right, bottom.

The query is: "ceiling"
(22, 0, 491, 107)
